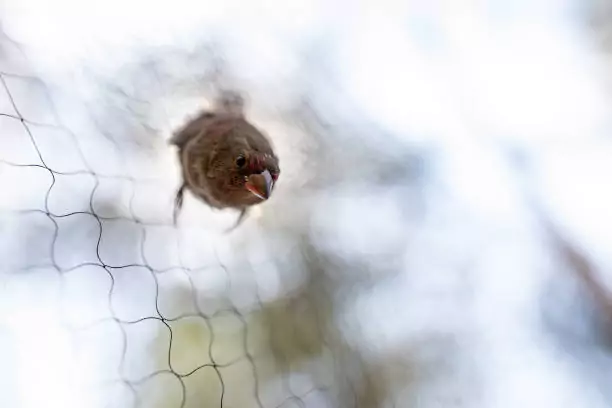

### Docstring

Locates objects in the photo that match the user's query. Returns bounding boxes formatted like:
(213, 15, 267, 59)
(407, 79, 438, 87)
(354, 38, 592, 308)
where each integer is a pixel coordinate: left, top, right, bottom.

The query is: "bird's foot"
(224, 208, 247, 233)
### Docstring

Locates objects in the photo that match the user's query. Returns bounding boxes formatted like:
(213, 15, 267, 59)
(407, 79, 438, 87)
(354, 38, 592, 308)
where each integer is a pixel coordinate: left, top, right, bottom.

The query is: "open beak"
(245, 169, 274, 200)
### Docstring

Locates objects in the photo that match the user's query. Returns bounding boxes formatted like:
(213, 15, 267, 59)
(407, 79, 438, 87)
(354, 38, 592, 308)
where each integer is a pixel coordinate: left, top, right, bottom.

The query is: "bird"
(169, 91, 280, 230)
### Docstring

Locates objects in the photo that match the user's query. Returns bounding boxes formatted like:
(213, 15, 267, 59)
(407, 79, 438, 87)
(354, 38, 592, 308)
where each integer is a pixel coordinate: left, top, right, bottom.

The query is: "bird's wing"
(169, 111, 216, 149)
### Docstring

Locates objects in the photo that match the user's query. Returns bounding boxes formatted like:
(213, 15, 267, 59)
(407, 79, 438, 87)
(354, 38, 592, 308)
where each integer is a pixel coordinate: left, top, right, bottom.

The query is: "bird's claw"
(173, 185, 185, 226)
(224, 209, 247, 233)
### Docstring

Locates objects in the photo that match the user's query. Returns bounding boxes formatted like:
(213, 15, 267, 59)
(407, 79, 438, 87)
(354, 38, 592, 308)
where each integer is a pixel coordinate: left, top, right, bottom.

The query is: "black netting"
(0, 30, 357, 408)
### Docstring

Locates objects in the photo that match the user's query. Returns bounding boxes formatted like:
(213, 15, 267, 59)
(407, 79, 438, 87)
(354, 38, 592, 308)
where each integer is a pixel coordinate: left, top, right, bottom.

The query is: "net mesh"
(0, 29, 357, 408)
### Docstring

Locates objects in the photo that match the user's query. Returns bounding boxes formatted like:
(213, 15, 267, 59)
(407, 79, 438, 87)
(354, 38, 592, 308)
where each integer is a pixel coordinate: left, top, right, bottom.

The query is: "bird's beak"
(245, 169, 274, 200)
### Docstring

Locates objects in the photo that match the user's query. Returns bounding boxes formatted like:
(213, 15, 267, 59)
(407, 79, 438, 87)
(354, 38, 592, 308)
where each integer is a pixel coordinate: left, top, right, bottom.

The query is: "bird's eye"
(235, 155, 246, 167)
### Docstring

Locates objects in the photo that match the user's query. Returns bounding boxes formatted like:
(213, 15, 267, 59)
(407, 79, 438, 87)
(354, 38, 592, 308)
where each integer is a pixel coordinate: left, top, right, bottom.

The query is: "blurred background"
(1, 0, 612, 407)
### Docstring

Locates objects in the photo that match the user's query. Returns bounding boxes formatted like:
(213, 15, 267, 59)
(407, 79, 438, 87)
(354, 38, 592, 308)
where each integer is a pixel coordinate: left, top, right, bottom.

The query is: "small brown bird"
(169, 91, 280, 229)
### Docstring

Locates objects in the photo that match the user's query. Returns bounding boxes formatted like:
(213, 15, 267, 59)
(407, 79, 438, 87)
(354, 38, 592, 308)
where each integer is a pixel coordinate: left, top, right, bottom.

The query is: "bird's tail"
(213, 90, 245, 118)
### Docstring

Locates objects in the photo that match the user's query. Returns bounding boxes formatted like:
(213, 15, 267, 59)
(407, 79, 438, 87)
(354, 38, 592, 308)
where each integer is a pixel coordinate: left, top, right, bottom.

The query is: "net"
(0, 30, 354, 408)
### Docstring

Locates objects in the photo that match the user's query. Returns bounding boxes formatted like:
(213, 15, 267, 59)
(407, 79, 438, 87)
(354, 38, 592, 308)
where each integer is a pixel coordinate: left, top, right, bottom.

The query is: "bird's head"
(234, 152, 280, 201)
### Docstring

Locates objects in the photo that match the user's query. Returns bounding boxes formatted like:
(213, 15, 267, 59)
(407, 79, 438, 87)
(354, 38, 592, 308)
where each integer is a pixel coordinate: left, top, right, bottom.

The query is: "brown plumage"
(169, 91, 280, 229)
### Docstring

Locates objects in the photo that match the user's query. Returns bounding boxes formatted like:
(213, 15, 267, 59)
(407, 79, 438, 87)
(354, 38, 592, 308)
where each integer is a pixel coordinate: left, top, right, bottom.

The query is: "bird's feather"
(170, 91, 280, 229)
